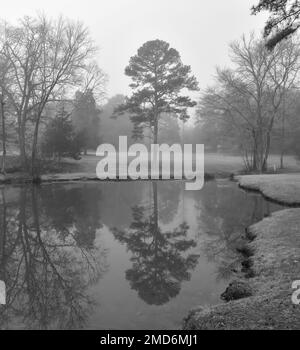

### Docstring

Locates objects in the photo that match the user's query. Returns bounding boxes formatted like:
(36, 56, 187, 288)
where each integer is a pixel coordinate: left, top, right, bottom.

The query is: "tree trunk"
(258, 130, 264, 173)
(0, 189, 7, 283)
(0, 96, 6, 175)
(248, 131, 259, 172)
(153, 119, 158, 144)
(261, 132, 271, 172)
(252, 133, 258, 171)
(18, 117, 27, 171)
(31, 115, 41, 181)
(152, 117, 159, 175)
(280, 112, 285, 169)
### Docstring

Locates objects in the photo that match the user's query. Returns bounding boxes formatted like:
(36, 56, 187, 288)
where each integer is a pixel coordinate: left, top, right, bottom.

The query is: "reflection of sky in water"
(0, 181, 284, 329)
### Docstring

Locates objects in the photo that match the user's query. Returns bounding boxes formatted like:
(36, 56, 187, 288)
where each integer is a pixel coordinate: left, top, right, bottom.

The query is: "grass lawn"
(62, 152, 300, 175)
(2, 153, 300, 180)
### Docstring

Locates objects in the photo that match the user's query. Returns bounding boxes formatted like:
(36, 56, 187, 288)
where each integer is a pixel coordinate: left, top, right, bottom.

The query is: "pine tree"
(252, 0, 300, 48)
(115, 39, 198, 142)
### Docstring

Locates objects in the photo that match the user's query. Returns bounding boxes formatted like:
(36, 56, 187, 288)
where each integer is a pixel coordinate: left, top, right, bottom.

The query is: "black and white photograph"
(0, 0, 299, 336)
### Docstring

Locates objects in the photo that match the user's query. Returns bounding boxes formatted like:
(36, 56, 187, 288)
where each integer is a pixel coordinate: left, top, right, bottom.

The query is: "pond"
(0, 180, 285, 329)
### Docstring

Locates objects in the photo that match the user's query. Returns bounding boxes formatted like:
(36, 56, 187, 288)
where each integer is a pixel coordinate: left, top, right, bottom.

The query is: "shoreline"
(238, 183, 300, 207)
(184, 173, 300, 330)
(0, 172, 216, 185)
(235, 173, 300, 206)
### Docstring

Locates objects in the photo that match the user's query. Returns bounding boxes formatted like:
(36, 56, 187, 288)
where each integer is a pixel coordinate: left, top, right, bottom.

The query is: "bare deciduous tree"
(199, 34, 300, 172)
(0, 15, 103, 177)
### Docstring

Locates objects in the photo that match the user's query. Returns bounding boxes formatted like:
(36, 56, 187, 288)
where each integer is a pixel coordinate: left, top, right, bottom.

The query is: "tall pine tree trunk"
(152, 115, 159, 177)
(153, 119, 158, 144)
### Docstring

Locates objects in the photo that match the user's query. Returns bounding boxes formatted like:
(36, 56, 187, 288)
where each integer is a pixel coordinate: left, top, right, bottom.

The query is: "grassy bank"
(184, 208, 300, 330)
(236, 173, 300, 206)
(184, 173, 300, 330)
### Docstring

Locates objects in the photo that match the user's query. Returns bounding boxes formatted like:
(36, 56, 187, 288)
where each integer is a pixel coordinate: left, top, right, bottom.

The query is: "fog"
(1, 0, 267, 97)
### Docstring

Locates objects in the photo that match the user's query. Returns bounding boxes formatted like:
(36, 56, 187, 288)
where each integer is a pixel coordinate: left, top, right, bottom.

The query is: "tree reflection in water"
(112, 182, 199, 305)
(0, 185, 107, 329)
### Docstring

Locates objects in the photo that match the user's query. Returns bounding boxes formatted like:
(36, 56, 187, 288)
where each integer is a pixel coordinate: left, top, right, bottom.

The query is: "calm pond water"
(0, 180, 284, 329)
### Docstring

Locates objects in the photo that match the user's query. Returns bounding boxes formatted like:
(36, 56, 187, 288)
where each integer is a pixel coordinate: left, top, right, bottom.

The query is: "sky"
(1, 0, 268, 98)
